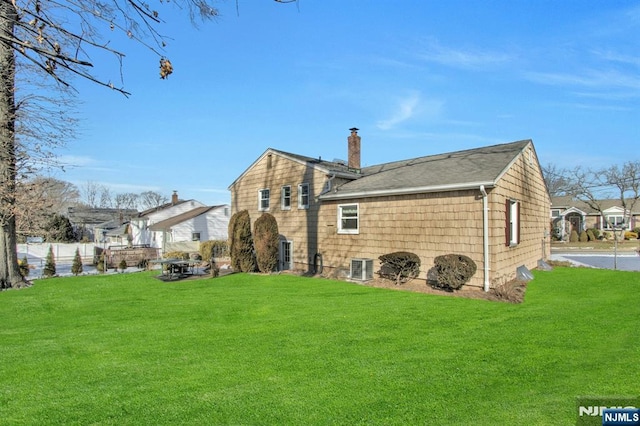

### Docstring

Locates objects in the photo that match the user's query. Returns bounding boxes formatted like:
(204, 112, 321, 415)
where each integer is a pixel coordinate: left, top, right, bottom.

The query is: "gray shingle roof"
(320, 140, 532, 200)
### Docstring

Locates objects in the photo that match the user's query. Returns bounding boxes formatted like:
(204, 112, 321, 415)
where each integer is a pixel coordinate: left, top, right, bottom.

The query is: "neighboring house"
(149, 205, 230, 253)
(67, 206, 138, 242)
(228, 129, 551, 291)
(129, 191, 229, 254)
(551, 196, 640, 239)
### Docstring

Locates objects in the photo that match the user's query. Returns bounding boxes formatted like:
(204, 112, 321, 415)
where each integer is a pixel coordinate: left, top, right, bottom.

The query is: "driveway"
(551, 249, 640, 272)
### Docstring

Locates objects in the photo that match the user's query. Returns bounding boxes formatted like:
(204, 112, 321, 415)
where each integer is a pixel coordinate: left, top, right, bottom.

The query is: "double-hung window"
(258, 188, 270, 211)
(338, 203, 359, 234)
(298, 183, 310, 209)
(281, 186, 291, 210)
(506, 199, 520, 246)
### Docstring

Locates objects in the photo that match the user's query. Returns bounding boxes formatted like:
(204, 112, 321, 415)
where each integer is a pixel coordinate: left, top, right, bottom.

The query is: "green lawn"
(0, 268, 638, 425)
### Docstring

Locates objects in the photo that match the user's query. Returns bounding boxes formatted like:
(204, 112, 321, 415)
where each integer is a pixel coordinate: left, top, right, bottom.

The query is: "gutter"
(319, 181, 496, 201)
(480, 185, 490, 292)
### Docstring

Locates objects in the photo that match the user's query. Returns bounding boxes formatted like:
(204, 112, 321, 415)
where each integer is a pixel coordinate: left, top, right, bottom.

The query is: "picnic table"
(150, 258, 200, 281)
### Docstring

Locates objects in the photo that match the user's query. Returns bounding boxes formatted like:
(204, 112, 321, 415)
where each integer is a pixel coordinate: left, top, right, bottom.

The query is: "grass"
(0, 268, 638, 425)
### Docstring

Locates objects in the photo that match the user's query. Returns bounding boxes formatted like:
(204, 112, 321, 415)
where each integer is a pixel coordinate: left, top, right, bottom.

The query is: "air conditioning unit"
(350, 258, 373, 281)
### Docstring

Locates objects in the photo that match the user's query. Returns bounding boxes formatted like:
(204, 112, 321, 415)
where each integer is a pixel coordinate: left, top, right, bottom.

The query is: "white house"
(129, 192, 229, 253)
(149, 205, 230, 251)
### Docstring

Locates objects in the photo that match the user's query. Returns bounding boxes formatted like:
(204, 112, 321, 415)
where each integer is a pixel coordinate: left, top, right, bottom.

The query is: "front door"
(567, 213, 582, 233)
(280, 240, 292, 271)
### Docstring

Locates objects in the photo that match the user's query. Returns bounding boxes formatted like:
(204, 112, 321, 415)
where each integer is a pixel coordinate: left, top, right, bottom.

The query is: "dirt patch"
(348, 276, 526, 303)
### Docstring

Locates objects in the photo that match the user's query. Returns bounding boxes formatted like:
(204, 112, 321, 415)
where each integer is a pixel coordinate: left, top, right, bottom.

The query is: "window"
(192, 232, 201, 241)
(506, 199, 520, 246)
(258, 188, 270, 211)
(605, 215, 625, 229)
(338, 203, 359, 234)
(298, 183, 310, 209)
(551, 209, 561, 218)
(281, 186, 291, 210)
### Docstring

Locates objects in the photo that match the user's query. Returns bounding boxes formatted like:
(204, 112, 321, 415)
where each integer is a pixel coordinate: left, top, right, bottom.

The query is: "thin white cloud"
(57, 155, 95, 168)
(592, 49, 640, 67)
(376, 92, 439, 131)
(416, 38, 513, 70)
(523, 69, 640, 91)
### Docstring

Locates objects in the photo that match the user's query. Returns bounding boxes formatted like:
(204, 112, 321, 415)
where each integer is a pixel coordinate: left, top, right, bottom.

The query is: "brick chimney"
(348, 127, 361, 170)
(171, 190, 178, 205)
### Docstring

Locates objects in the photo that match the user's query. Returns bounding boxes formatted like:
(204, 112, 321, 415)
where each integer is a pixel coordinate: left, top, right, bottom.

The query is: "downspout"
(480, 185, 490, 292)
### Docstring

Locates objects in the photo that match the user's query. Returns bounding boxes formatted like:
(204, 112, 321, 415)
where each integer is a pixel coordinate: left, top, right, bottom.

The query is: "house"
(129, 191, 230, 254)
(551, 195, 640, 239)
(149, 205, 230, 252)
(228, 129, 551, 291)
(66, 206, 138, 243)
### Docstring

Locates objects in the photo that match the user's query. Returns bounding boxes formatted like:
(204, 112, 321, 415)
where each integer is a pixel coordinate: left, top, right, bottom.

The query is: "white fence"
(17, 243, 99, 267)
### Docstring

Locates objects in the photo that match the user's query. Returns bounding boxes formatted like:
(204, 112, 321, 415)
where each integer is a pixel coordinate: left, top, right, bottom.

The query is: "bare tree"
(114, 192, 139, 211)
(99, 186, 113, 208)
(565, 162, 640, 232)
(15, 177, 80, 241)
(541, 163, 569, 197)
(139, 190, 168, 210)
(0, 1, 225, 288)
(82, 181, 101, 208)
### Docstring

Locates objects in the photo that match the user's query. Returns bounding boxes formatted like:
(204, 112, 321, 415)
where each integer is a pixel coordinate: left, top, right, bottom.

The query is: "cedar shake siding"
(229, 137, 551, 291)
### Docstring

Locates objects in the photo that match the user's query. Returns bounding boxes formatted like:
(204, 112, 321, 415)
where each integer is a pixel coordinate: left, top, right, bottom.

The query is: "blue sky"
(52, 1, 639, 206)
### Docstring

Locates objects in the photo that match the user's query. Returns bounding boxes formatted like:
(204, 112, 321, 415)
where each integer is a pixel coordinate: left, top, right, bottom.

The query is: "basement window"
(192, 232, 201, 241)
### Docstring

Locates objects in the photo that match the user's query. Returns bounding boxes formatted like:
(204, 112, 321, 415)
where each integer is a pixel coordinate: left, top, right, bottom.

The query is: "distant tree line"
(16, 176, 169, 242)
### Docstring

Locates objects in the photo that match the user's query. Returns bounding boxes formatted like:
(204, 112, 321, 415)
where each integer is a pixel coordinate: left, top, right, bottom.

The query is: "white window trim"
(298, 183, 310, 209)
(338, 203, 359, 234)
(281, 185, 291, 210)
(258, 188, 270, 211)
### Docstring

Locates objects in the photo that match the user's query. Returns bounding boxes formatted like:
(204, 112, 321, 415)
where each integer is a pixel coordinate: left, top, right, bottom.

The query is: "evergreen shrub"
(569, 230, 579, 242)
(253, 213, 280, 273)
(19, 256, 29, 278)
(71, 248, 83, 276)
(44, 245, 56, 277)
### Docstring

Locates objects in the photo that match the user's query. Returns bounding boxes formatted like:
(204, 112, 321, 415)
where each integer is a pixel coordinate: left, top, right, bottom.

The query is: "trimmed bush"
(569, 230, 579, 242)
(579, 230, 588, 242)
(163, 251, 189, 260)
(118, 258, 128, 272)
(624, 231, 638, 240)
(253, 213, 280, 273)
(228, 211, 241, 271)
(71, 248, 83, 276)
(431, 254, 477, 292)
(229, 210, 256, 273)
(18, 256, 29, 278)
(200, 240, 229, 261)
(378, 252, 421, 285)
(586, 229, 596, 242)
(44, 245, 56, 277)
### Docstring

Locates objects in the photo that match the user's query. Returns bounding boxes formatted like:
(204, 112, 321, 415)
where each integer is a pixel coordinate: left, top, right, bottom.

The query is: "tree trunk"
(0, 3, 27, 289)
